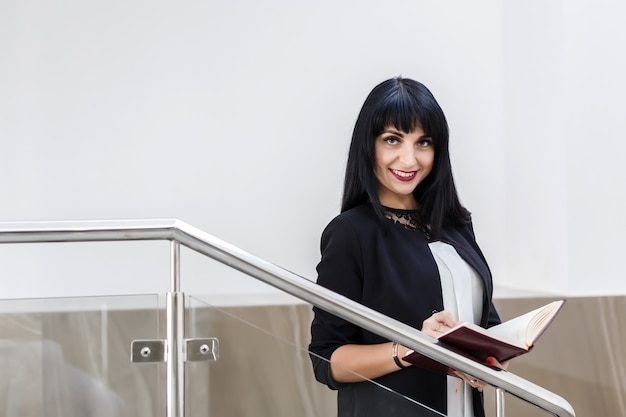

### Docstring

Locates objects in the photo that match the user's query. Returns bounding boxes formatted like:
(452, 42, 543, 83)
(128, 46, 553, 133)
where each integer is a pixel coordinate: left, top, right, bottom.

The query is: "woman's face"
(374, 126, 434, 209)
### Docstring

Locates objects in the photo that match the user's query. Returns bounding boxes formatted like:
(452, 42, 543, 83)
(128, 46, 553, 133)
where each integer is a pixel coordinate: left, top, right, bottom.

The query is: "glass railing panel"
(0, 294, 162, 417)
(188, 295, 444, 417)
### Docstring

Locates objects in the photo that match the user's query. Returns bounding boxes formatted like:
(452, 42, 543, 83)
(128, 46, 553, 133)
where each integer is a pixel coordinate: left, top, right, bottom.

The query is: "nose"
(398, 143, 417, 166)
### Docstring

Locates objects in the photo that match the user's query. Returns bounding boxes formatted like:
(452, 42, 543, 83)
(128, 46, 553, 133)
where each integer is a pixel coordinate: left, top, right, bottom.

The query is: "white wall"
(0, 0, 623, 301)
(501, 1, 569, 295)
(501, 0, 626, 297)
(562, 0, 626, 296)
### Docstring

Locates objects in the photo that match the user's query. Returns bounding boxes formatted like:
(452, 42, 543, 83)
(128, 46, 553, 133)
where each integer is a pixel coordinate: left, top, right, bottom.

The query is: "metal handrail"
(0, 219, 575, 417)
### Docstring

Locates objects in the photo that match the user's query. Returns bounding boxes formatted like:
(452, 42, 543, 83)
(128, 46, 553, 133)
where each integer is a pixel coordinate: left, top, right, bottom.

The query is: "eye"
(417, 137, 433, 147)
(384, 137, 400, 145)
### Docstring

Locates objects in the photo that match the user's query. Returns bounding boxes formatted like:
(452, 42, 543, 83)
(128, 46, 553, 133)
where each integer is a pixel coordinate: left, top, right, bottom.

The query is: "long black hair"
(341, 77, 470, 237)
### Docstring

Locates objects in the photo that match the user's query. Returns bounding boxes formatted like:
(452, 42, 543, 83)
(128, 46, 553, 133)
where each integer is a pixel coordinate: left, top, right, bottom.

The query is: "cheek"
(419, 152, 435, 171)
(374, 163, 386, 183)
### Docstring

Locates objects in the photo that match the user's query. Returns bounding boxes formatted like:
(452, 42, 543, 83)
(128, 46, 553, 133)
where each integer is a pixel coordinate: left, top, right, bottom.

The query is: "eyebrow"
(381, 128, 430, 139)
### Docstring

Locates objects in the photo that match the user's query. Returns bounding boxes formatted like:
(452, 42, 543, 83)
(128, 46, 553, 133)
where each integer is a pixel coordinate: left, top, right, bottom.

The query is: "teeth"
(392, 169, 415, 178)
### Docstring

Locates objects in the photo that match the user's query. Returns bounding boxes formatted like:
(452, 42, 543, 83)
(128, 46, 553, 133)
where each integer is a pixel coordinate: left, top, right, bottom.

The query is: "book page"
(485, 300, 565, 347)
(485, 305, 548, 347)
(525, 300, 566, 342)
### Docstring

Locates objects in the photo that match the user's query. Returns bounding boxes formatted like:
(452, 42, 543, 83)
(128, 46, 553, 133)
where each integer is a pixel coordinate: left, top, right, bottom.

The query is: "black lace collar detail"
(383, 207, 431, 240)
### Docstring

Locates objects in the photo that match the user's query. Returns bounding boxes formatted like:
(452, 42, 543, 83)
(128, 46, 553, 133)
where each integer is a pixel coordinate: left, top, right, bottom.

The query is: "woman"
(309, 77, 502, 417)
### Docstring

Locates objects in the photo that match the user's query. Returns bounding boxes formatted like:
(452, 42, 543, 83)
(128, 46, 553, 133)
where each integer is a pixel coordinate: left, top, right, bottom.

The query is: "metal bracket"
(186, 338, 219, 362)
(131, 338, 219, 363)
(131, 339, 166, 363)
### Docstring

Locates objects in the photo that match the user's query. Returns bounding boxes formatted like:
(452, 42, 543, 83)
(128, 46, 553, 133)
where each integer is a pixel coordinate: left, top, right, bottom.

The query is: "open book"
(403, 299, 566, 371)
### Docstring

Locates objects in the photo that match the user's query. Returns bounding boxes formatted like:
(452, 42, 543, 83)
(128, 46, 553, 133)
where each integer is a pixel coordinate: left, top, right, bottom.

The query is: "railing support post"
(166, 241, 185, 417)
(495, 387, 506, 417)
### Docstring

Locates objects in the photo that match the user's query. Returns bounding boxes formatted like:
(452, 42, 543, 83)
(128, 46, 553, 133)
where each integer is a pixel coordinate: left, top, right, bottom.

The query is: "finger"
(421, 316, 445, 337)
(433, 310, 459, 328)
(485, 356, 509, 371)
(423, 310, 459, 337)
(453, 371, 487, 392)
(421, 323, 441, 338)
(471, 378, 487, 391)
(467, 377, 486, 392)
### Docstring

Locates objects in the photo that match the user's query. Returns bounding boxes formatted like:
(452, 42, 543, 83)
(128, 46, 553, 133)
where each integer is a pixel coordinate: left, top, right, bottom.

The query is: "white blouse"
(429, 241, 484, 417)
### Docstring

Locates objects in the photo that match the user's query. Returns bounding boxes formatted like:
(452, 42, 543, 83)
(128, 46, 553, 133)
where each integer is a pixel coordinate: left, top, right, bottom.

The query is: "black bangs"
(368, 79, 446, 149)
(371, 87, 424, 137)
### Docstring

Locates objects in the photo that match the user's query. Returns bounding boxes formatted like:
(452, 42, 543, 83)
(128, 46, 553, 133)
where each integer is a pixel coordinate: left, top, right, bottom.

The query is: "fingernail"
(449, 367, 456, 373)
(487, 357, 495, 364)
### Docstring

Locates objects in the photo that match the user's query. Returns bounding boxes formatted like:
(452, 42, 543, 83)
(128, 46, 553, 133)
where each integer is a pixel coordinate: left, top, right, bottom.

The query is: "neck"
(379, 196, 418, 210)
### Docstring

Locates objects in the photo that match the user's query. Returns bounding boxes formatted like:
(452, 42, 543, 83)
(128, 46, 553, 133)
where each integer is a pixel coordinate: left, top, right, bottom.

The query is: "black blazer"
(309, 203, 501, 417)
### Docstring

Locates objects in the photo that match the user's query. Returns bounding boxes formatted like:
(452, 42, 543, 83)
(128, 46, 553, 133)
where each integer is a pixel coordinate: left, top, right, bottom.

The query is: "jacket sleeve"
(308, 215, 364, 390)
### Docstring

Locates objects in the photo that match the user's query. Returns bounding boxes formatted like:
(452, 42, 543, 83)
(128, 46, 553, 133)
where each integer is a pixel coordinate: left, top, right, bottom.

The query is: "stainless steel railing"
(0, 219, 575, 417)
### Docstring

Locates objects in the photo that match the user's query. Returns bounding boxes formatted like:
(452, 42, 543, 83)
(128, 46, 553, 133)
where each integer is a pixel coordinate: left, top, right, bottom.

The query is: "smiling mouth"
(390, 169, 417, 181)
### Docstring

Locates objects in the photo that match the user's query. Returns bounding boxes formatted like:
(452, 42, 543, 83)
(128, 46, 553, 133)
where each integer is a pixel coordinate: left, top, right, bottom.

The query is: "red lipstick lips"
(390, 169, 417, 182)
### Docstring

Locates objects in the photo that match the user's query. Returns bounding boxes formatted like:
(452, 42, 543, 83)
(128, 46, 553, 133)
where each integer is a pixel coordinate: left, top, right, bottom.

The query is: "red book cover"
(403, 299, 566, 372)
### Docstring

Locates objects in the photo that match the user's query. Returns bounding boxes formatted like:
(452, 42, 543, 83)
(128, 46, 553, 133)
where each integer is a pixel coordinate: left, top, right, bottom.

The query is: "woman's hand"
(452, 357, 510, 392)
(422, 311, 510, 391)
(421, 310, 458, 338)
